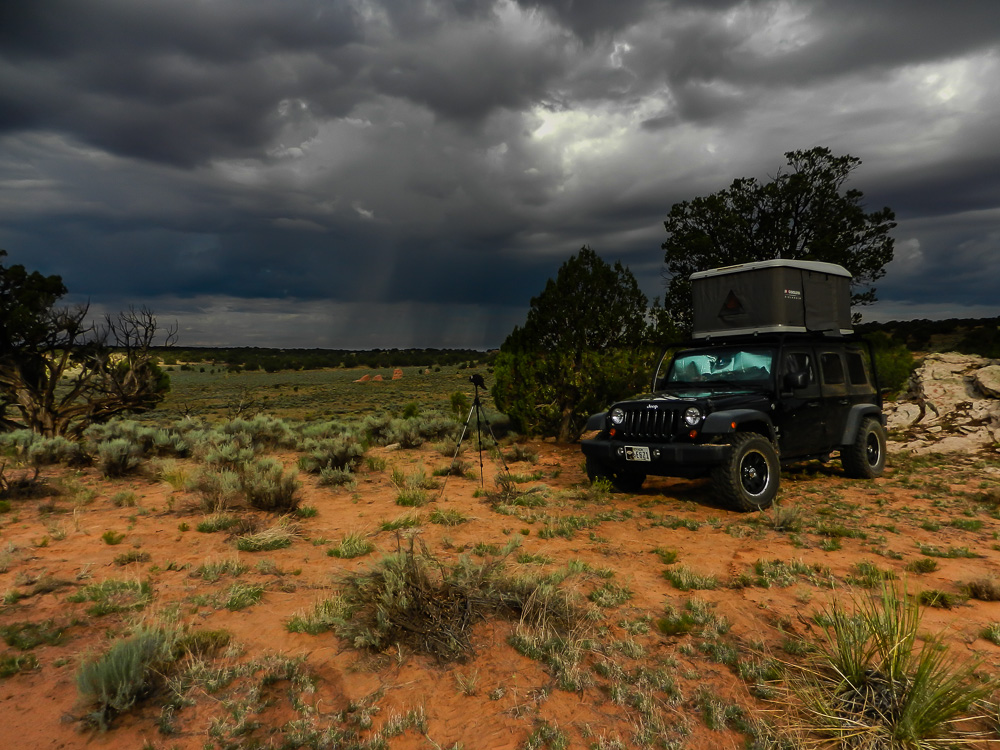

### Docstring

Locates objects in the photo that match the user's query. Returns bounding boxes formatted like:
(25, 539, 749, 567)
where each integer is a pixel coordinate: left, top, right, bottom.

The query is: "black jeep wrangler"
(580, 333, 886, 510)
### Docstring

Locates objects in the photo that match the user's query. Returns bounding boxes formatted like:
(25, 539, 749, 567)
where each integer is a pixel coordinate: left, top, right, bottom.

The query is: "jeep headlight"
(683, 407, 702, 426)
(610, 407, 625, 425)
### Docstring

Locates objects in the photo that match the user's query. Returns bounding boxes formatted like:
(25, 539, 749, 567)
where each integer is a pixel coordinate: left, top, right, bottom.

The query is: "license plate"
(625, 446, 650, 462)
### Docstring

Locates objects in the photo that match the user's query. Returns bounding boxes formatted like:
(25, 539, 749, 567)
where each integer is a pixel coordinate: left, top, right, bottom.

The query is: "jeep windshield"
(655, 346, 774, 391)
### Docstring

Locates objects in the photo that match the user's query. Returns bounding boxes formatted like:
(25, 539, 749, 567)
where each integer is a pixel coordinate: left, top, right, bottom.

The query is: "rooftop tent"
(689, 259, 853, 339)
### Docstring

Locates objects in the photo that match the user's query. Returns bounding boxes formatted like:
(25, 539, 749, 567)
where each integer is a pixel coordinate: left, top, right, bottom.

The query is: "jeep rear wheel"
(585, 457, 646, 493)
(841, 417, 886, 479)
(711, 433, 779, 511)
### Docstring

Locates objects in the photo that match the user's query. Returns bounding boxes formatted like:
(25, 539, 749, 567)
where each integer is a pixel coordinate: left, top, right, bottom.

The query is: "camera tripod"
(448, 373, 509, 487)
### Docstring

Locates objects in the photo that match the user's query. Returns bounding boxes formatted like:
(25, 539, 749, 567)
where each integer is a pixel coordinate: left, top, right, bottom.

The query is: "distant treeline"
(155, 347, 496, 373)
(856, 316, 1000, 358)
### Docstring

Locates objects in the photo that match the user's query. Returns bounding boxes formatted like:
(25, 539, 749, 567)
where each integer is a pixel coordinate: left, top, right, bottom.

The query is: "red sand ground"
(1, 441, 998, 749)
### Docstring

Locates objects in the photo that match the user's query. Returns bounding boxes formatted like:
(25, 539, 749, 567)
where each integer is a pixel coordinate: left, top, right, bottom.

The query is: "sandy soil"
(1, 439, 999, 750)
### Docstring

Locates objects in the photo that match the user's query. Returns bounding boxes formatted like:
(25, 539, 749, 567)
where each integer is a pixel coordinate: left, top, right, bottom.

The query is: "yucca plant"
(783, 582, 995, 748)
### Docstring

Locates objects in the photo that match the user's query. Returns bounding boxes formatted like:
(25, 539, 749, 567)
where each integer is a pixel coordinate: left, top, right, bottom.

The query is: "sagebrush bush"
(297, 436, 365, 474)
(222, 415, 295, 449)
(188, 467, 242, 512)
(239, 458, 300, 512)
(318, 467, 356, 488)
(27, 436, 85, 466)
(96, 439, 142, 477)
(202, 436, 255, 470)
(76, 627, 174, 729)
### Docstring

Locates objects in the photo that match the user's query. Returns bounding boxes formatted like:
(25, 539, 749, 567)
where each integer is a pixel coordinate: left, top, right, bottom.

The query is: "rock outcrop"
(886, 352, 1000, 454)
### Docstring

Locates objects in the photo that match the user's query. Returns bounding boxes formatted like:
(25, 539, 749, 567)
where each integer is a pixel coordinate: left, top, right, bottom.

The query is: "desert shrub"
(318, 467, 356, 488)
(76, 628, 172, 729)
(239, 458, 300, 512)
(782, 582, 993, 748)
(148, 428, 189, 457)
(96, 439, 142, 477)
(504, 444, 538, 464)
(448, 391, 470, 419)
(965, 577, 1000, 601)
(202, 438, 255, 470)
(0, 429, 38, 456)
(26, 436, 85, 466)
(336, 537, 585, 665)
(297, 436, 365, 474)
(188, 467, 243, 512)
(220, 415, 295, 449)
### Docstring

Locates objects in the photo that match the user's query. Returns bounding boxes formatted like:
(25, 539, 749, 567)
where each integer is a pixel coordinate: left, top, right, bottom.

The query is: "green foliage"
(327, 532, 375, 559)
(101, 530, 126, 545)
(0, 251, 172, 437)
(491, 247, 654, 441)
(662, 148, 896, 332)
(866, 330, 916, 399)
(0, 653, 38, 678)
(68, 579, 153, 616)
(0, 619, 67, 649)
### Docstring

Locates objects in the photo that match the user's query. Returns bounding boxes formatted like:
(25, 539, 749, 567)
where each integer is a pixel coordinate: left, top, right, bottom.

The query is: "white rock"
(975, 365, 1000, 398)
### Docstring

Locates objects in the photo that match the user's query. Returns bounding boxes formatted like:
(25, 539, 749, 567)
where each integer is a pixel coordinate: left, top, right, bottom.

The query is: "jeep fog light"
(683, 407, 702, 427)
(610, 407, 625, 425)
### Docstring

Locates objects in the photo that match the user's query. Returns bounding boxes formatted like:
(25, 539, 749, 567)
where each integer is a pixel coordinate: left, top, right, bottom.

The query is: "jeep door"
(817, 349, 851, 446)
(776, 348, 827, 458)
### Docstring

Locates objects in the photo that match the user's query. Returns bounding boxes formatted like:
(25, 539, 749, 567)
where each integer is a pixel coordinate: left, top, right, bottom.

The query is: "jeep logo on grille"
(646, 404, 658, 409)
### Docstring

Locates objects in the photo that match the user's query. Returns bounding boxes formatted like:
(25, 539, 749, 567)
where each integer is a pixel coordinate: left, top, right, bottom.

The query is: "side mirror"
(783, 370, 808, 390)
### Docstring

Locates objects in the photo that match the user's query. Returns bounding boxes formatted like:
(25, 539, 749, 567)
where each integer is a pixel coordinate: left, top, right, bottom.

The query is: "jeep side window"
(820, 352, 845, 385)
(846, 351, 868, 385)
(783, 353, 814, 383)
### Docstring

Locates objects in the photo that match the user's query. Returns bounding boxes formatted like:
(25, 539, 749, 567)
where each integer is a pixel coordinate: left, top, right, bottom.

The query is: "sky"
(2, 0, 999, 350)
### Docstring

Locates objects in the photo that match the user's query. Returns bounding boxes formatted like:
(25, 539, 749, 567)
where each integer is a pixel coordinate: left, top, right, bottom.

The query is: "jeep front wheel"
(712, 433, 779, 511)
(585, 457, 646, 493)
(841, 417, 886, 479)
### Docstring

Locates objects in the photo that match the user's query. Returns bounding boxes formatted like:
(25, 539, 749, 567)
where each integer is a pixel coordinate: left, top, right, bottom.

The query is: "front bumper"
(580, 438, 728, 476)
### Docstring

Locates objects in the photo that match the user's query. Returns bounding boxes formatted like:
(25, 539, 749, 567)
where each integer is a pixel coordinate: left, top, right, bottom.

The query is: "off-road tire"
(841, 417, 887, 479)
(585, 457, 646, 493)
(711, 432, 779, 511)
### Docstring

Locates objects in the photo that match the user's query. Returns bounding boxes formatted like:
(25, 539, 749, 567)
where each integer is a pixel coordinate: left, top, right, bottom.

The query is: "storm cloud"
(2, 0, 999, 347)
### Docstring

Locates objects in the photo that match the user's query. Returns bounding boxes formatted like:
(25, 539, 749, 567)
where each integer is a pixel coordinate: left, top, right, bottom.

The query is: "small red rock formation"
(372, 374, 384, 381)
(354, 374, 371, 382)
(392, 368, 403, 380)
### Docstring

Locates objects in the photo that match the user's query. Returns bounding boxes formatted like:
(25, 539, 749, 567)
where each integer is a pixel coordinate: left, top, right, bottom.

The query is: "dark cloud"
(1, 0, 999, 347)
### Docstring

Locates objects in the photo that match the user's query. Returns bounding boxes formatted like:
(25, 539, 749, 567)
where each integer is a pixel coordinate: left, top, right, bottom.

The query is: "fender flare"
(585, 411, 607, 431)
(839, 404, 883, 446)
(701, 409, 776, 442)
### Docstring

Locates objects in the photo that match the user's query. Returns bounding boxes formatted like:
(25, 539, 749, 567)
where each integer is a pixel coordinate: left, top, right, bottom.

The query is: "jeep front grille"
(616, 408, 679, 441)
